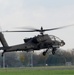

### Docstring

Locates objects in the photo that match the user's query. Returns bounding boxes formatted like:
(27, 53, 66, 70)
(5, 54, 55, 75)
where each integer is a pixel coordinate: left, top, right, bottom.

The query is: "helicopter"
(0, 25, 73, 56)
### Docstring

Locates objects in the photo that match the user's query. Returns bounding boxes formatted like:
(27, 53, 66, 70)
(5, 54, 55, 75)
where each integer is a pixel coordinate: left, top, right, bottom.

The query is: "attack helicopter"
(0, 25, 73, 56)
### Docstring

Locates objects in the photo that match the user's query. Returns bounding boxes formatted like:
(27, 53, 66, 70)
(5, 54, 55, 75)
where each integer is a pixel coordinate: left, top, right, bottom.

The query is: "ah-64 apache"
(0, 25, 73, 56)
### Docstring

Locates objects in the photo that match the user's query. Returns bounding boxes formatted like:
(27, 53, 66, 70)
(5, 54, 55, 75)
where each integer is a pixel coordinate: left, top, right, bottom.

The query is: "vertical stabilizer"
(0, 32, 8, 47)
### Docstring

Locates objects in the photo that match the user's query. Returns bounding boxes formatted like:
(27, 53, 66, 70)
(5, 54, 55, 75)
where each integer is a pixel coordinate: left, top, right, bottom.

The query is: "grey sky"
(0, 0, 74, 49)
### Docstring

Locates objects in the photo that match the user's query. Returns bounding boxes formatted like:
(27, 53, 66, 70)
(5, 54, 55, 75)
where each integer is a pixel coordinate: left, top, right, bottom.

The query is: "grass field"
(0, 66, 74, 75)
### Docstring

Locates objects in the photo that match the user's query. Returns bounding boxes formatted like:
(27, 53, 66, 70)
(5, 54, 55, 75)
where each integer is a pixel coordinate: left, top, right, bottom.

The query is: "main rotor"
(2, 24, 74, 35)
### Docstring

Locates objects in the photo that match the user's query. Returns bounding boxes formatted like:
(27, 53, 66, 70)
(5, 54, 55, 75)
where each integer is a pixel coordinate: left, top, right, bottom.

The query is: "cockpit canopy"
(49, 35, 62, 42)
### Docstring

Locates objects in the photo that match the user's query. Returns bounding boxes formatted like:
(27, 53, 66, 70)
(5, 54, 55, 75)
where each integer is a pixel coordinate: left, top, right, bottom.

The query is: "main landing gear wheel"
(52, 50, 55, 55)
(43, 51, 47, 56)
(52, 48, 56, 55)
(42, 49, 49, 56)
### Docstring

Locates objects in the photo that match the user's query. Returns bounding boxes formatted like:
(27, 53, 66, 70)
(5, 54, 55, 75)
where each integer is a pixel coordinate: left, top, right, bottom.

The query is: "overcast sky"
(0, 0, 74, 50)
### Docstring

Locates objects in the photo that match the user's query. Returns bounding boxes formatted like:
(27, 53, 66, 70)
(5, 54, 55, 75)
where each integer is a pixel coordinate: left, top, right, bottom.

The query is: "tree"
(4, 52, 23, 67)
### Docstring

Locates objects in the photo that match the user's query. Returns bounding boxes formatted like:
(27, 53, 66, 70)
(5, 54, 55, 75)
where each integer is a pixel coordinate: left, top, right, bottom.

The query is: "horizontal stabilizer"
(0, 47, 11, 50)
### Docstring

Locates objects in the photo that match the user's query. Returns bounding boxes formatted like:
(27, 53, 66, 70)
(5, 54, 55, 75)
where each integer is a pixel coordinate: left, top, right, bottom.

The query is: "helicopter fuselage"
(23, 34, 65, 51)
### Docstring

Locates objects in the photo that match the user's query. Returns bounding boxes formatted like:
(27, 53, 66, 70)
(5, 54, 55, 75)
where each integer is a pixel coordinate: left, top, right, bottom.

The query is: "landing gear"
(43, 49, 49, 56)
(2, 51, 5, 57)
(2, 50, 6, 57)
(43, 51, 46, 56)
(52, 48, 56, 55)
(42, 48, 57, 56)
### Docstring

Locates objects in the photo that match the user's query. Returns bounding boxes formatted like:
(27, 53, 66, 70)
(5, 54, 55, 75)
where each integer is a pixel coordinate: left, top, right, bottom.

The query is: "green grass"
(0, 66, 74, 75)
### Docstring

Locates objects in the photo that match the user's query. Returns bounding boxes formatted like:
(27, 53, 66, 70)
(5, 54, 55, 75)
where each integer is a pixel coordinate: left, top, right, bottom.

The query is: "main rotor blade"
(2, 29, 42, 32)
(43, 24, 74, 31)
(3, 30, 37, 32)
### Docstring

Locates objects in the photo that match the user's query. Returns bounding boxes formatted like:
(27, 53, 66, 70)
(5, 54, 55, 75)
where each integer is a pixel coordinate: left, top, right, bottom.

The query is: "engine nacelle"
(36, 34, 51, 42)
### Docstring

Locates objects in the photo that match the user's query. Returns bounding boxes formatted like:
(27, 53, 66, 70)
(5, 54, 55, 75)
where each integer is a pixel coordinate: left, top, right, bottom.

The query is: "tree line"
(0, 48, 74, 67)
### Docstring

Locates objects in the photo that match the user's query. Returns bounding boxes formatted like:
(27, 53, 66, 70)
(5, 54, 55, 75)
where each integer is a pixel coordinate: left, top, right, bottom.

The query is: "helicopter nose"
(60, 40, 65, 46)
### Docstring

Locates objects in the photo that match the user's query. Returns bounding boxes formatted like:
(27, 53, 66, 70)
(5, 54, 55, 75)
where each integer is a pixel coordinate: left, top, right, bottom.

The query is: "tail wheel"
(2, 51, 5, 57)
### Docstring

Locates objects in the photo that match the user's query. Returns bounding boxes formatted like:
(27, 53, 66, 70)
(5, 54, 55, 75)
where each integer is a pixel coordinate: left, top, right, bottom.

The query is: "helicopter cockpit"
(49, 35, 65, 47)
(49, 35, 61, 42)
